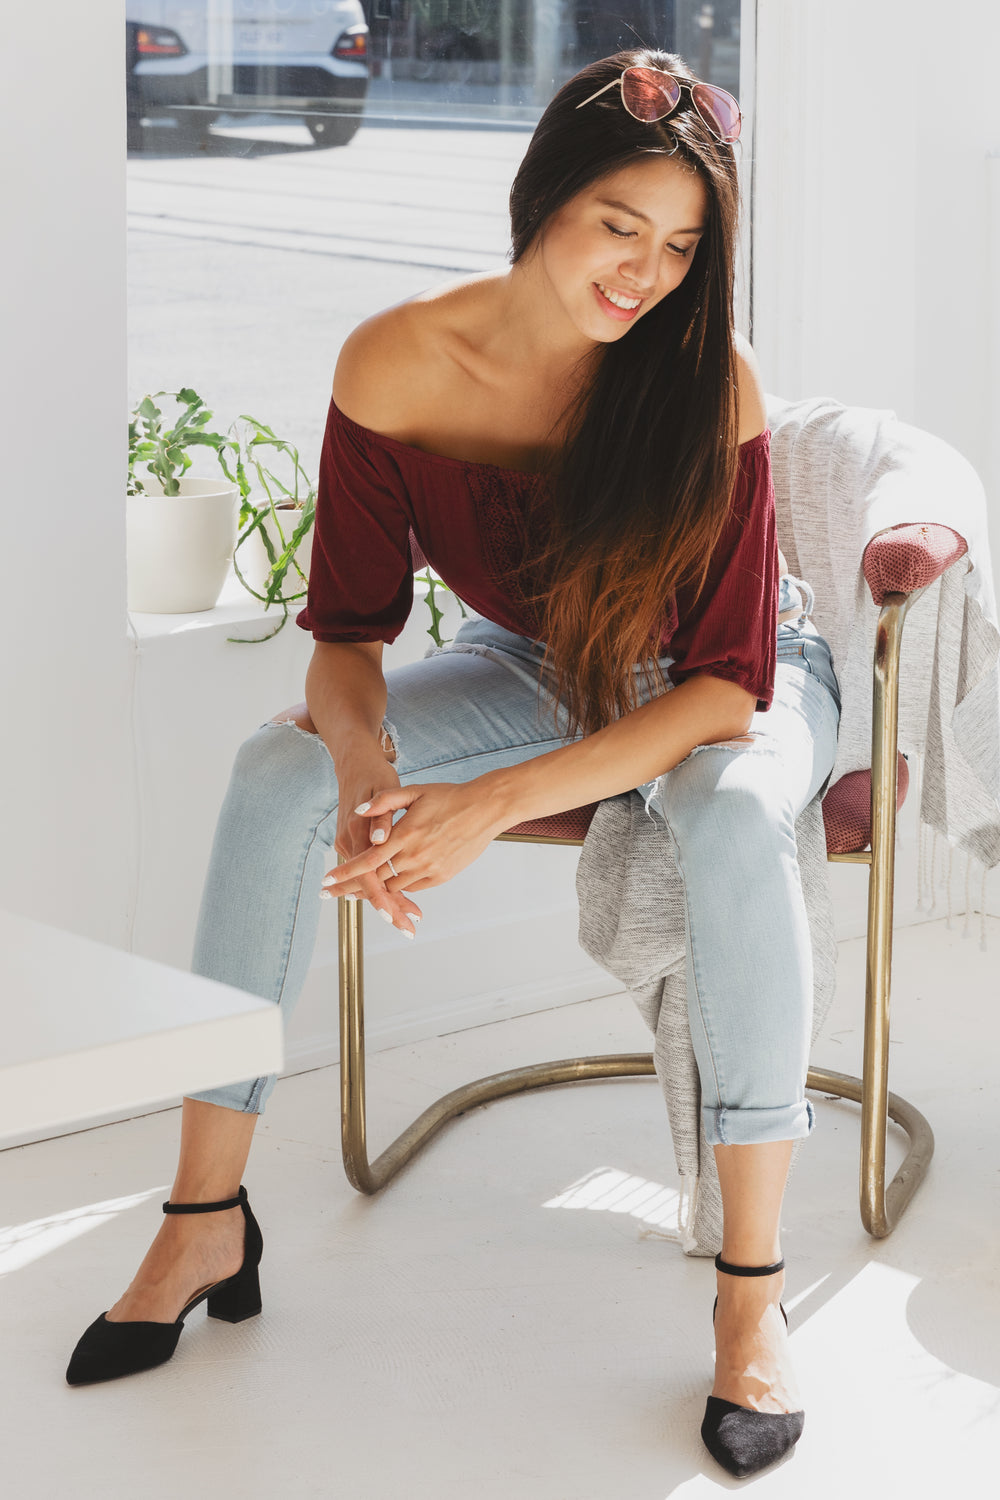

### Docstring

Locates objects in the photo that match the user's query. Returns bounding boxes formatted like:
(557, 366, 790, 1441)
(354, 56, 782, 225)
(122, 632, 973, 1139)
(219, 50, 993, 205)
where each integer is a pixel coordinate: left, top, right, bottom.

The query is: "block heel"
(206, 1262, 262, 1323)
(66, 1184, 263, 1386)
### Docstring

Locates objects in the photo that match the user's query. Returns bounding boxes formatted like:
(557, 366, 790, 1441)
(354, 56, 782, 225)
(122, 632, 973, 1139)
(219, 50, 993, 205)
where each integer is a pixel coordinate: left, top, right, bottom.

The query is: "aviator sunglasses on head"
(576, 65, 742, 144)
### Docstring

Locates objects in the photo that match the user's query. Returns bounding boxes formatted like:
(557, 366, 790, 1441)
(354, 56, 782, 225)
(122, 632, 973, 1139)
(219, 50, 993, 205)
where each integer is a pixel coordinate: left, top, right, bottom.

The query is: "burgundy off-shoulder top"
(297, 400, 779, 710)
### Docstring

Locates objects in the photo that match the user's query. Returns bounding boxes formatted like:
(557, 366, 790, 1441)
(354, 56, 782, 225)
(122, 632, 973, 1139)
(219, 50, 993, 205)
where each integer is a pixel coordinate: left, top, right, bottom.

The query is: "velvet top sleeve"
(296, 400, 416, 645)
(666, 430, 779, 711)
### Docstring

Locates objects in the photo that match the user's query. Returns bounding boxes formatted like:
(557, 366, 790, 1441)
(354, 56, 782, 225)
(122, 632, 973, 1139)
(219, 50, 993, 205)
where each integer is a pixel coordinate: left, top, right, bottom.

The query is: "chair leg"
(338, 893, 655, 1195)
(806, 1065, 934, 1235)
(863, 594, 934, 1231)
(810, 594, 934, 1235)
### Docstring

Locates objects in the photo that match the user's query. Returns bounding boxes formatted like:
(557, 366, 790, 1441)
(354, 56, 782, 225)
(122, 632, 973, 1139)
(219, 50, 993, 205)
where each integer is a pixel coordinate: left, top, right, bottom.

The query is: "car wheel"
(126, 107, 145, 152)
(169, 110, 218, 150)
(306, 113, 361, 148)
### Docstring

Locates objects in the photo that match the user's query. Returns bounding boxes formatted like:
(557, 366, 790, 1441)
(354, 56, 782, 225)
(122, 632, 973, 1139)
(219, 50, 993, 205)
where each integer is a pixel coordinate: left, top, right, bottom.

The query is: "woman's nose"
(618, 245, 660, 294)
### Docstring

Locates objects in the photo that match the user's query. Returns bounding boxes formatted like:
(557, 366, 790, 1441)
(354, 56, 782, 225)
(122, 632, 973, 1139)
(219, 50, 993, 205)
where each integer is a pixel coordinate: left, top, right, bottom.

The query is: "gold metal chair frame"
(338, 590, 934, 1237)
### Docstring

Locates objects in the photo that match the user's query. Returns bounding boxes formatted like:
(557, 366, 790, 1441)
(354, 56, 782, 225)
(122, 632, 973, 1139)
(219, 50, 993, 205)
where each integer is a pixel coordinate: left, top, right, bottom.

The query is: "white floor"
(2, 916, 998, 1499)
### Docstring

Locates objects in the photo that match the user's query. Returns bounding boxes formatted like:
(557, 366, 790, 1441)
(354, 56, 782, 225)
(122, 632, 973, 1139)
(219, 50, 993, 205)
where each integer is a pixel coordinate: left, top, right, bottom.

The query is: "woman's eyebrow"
(597, 197, 705, 234)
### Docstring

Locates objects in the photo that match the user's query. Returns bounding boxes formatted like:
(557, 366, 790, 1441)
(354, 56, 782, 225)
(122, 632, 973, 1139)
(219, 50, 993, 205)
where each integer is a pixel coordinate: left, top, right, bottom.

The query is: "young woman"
(69, 50, 841, 1479)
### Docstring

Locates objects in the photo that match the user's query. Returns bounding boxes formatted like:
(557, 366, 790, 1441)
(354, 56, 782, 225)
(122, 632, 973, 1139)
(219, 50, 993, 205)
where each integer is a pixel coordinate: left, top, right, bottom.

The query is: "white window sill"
(128, 570, 462, 666)
(128, 568, 293, 642)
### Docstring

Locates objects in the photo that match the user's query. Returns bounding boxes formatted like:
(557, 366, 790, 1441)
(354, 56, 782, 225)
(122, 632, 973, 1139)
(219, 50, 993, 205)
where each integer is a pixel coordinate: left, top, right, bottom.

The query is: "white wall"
(753, 0, 1000, 585)
(0, 6, 132, 947)
(752, 0, 1000, 927)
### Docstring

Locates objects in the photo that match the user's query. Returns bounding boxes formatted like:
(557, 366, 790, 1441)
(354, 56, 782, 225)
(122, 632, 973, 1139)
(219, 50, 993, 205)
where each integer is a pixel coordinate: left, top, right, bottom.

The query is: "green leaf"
(238, 414, 279, 440)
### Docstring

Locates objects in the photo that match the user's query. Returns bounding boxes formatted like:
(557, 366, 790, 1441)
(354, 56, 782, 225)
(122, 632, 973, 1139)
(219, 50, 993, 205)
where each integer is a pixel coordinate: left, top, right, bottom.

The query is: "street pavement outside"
(128, 113, 533, 475)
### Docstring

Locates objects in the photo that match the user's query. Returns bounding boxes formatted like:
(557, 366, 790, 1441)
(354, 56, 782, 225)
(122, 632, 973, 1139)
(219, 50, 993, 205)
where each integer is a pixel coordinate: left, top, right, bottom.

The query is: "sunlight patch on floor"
(544, 1166, 684, 1231)
(0, 1187, 167, 1277)
(782, 1274, 832, 1313)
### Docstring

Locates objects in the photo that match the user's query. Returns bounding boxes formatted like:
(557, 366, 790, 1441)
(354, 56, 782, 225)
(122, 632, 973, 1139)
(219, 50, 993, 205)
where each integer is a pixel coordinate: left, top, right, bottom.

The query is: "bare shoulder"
(331, 300, 435, 438)
(332, 277, 500, 441)
(733, 332, 768, 445)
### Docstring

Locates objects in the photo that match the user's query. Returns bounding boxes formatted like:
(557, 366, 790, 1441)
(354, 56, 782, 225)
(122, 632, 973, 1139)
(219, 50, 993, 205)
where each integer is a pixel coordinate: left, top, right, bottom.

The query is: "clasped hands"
(322, 778, 508, 937)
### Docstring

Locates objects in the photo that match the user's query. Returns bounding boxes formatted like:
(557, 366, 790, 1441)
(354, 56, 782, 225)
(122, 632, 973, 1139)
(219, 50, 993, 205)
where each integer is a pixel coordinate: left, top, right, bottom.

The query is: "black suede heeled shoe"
(701, 1254, 805, 1479)
(66, 1185, 262, 1387)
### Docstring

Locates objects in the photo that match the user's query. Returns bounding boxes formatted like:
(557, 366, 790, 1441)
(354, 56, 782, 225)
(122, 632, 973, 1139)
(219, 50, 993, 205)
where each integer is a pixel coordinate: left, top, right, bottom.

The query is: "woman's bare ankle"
(712, 1276, 800, 1413)
(171, 1097, 258, 1205)
(106, 1207, 245, 1324)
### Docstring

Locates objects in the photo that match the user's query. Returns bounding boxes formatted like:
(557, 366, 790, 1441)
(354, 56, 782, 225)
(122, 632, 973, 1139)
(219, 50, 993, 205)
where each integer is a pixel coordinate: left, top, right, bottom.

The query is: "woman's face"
(534, 155, 709, 343)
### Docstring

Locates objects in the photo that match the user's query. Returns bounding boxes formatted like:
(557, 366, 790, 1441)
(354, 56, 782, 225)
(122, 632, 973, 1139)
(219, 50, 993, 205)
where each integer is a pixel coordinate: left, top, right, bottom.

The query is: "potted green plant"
(224, 419, 470, 648)
(225, 417, 317, 642)
(128, 387, 467, 643)
(127, 388, 240, 613)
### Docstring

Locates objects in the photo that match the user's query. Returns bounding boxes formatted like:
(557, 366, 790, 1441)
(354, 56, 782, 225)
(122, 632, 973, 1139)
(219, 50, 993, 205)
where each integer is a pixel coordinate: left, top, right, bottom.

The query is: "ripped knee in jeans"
(638, 731, 764, 817)
(267, 702, 320, 738)
(710, 733, 758, 750)
(267, 704, 399, 764)
(379, 718, 399, 764)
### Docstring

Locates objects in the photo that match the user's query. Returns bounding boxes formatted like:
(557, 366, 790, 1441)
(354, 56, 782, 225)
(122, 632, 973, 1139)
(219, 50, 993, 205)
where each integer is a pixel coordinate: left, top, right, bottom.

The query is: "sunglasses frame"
(575, 66, 742, 144)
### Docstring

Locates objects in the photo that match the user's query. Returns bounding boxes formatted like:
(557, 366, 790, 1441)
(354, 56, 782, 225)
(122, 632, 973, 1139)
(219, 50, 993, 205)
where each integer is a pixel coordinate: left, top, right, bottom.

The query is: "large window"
(128, 3, 742, 466)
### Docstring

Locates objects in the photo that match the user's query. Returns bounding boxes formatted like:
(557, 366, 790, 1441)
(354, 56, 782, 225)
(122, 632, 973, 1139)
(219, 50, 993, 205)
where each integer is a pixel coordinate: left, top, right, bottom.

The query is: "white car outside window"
(127, 1, 369, 148)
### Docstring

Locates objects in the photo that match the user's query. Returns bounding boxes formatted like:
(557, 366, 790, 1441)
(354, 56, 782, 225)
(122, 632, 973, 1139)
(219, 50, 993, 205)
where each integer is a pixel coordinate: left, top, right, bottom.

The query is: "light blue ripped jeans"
(190, 575, 841, 1147)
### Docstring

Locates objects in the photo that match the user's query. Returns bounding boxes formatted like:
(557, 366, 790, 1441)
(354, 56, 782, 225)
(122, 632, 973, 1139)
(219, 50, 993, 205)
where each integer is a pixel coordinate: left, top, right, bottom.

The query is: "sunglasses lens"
(621, 66, 681, 123)
(691, 82, 742, 143)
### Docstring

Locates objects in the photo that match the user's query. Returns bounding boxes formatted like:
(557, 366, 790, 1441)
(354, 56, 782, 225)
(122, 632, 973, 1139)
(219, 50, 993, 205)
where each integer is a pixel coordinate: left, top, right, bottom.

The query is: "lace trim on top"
(465, 462, 544, 638)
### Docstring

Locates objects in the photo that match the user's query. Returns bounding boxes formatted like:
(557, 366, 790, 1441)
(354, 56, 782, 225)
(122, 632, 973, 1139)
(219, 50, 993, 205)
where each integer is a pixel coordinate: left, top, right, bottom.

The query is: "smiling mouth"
(596, 282, 643, 311)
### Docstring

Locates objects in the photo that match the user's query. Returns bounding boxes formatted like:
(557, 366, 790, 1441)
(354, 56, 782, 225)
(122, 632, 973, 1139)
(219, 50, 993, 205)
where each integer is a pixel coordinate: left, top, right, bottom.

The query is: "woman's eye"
(604, 221, 635, 239)
(668, 243, 694, 258)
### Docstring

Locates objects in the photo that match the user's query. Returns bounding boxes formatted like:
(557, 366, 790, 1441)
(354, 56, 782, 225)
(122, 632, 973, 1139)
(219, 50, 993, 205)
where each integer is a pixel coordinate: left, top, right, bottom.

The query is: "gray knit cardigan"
(576, 395, 1000, 1255)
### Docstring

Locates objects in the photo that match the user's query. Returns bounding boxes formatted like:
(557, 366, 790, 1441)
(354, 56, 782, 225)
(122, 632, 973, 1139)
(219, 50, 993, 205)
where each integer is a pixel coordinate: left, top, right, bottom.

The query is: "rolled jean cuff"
(703, 1098, 815, 1147)
(186, 1072, 276, 1115)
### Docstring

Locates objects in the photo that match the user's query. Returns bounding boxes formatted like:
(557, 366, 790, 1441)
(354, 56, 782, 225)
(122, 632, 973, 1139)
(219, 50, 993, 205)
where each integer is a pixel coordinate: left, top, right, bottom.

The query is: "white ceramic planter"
(235, 505, 314, 601)
(127, 476, 239, 613)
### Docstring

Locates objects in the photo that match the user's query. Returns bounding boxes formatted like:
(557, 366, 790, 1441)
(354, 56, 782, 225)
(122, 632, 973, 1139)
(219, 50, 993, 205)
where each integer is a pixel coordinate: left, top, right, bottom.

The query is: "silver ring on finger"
(385, 857, 399, 878)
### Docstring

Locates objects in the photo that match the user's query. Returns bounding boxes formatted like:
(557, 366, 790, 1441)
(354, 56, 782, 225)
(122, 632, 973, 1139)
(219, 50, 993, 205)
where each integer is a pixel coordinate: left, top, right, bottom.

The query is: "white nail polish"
(408, 914, 421, 926)
(370, 829, 387, 844)
(319, 890, 333, 901)
(343, 892, 358, 902)
(376, 908, 394, 925)
(400, 928, 414, 940)
(321, 875, 336, 888)
(355, 801, 371, 814)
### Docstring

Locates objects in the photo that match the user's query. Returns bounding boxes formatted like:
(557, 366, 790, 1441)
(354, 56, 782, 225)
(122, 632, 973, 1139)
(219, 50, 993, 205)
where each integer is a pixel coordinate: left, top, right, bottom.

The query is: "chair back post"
(338, 893, 376, 1193)
(861, 589, 920, 1234)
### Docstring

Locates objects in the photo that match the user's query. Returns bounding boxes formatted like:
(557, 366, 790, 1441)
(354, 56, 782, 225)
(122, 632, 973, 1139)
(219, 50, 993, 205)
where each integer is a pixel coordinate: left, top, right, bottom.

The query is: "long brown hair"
(509, 49, 742, 736)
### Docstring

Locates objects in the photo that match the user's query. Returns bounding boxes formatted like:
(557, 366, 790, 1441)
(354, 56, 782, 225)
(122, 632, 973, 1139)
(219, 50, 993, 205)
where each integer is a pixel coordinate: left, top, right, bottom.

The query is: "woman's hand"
(324, 780, 509, 911)
(326, 750, 425, 936)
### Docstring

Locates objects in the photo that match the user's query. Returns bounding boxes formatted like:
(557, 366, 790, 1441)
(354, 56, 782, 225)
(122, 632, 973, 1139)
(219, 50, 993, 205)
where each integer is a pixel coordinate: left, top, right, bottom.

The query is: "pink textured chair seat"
(504, 757, 910, 856)
(863, 523, 966, 603)
(822, 753, 909, 854)
(504, 805, 598, 840)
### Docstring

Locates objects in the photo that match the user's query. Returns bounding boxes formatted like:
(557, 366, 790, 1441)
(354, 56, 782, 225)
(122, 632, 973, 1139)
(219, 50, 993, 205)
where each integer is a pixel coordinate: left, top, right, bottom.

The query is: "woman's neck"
(403, 265, 597, 469)
(483, 258, 600, 384)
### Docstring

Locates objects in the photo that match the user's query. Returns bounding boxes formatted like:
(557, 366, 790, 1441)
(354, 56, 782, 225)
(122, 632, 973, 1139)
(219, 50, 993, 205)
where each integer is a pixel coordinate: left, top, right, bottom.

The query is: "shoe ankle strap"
(715, 1253, 785, 1277)
(163, 1185, 246, 1215)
